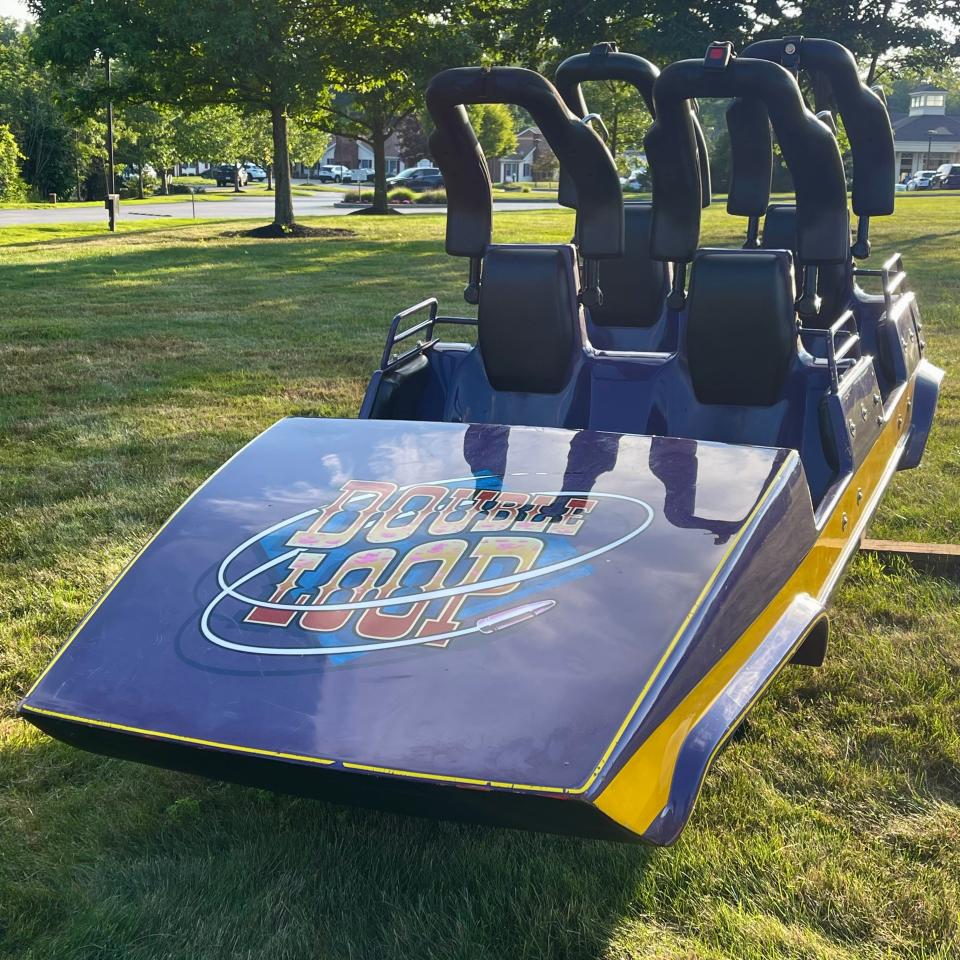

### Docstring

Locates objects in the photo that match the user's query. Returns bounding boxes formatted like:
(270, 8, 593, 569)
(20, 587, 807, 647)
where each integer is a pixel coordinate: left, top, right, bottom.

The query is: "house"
(890, 83, 960, 179)
(316, 134, 403, 177)
(491, 127, 553, 183)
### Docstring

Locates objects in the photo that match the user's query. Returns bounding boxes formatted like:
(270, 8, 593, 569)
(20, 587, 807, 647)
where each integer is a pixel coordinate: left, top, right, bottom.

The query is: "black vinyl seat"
(477, 244, 581, 392)
(685, 249, 797, 406)
(442, 244, 589, 426)
(644, 247, 834, 501)
(586, 204, 671, 348)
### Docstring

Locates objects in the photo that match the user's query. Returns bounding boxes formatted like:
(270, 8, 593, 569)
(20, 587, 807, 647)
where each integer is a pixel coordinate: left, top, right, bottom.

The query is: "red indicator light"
(709, 47, 725, 59)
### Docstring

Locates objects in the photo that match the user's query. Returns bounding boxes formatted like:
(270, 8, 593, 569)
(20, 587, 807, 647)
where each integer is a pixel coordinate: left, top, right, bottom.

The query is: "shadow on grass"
(1, 734, 653, 960)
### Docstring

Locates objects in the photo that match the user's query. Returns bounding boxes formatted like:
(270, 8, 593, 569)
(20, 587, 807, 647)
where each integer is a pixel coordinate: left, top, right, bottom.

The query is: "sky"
(0, 0, 30, 20)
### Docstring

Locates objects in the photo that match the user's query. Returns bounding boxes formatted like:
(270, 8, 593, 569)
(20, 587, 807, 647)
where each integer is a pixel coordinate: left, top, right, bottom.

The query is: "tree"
(531, 141, 558, 183)
(396, 113, 431, 166)
(116, 102, 174, 197)
(772, 0, 960, 86)
(29, 0, 356, 231)
(498, 0, 755, 69)
(0, 122, 26, 200)
(467, 103, 516, 173)
(316, 2, 484, 213)
(0, 19, 94, 200)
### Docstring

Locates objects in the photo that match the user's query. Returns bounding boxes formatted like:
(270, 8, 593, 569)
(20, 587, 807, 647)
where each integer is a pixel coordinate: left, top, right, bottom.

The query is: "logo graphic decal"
(200, 475, 654, 658)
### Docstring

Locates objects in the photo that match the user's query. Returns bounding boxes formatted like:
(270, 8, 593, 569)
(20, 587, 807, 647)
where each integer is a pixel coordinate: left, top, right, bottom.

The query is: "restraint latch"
(590, 42, 618, 56)
(781, 36, 803, 74)
(704, 42, 733, 70)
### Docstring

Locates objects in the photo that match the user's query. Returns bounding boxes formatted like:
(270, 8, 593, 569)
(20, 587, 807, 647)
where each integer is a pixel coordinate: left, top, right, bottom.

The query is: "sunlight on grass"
(1, 204, 958, 960)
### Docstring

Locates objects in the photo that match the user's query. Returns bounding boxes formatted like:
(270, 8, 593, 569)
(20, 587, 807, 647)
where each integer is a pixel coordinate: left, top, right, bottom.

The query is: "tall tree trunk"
(271, 104, 295, 227)
(162, 167, 169, 195)
(267, 163, 273, 191)
(138, 166, 145, 200)
(371, 116, 389, 213)
(233, 166, 242, 192)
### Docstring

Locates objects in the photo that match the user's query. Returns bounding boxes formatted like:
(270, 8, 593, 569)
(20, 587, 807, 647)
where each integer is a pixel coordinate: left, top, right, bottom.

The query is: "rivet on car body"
(841, 513, 849, 530)
(860, 403, 868, 421)
(848, 419, 857, 437)
(856, 488, 863, 505)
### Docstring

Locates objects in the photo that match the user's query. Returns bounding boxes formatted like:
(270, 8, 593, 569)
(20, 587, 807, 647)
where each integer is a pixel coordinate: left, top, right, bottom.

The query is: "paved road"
(0, 192, 560, 227)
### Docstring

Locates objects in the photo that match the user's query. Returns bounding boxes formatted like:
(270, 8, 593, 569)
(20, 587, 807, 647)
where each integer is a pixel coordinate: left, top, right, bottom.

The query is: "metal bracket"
(580, 113, 611, 143)
(781, 36, 803, 74)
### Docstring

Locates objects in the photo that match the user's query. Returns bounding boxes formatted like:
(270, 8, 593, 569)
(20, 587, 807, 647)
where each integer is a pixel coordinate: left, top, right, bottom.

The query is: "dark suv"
(933, 163, 960, 189)
(386, 166, 444, 191)
(213, 164, 248, 188)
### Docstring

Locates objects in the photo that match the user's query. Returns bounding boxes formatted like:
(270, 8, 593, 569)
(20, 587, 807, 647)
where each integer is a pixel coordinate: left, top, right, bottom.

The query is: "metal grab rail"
(854, 251, 906, 317)
(380, 298, 478, 372)
(800, 308, 861, 391)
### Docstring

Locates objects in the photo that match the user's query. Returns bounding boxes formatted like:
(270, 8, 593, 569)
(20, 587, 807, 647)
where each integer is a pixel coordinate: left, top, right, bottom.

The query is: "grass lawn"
(1, 201, 959, 960)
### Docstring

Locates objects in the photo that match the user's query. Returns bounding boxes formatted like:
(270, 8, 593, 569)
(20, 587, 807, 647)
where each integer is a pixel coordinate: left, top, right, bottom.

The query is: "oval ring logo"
(200, 476, 654, 658)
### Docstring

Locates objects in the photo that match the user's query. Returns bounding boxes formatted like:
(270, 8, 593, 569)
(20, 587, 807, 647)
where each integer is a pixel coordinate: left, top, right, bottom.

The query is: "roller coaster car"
(19, 50, 942, 845)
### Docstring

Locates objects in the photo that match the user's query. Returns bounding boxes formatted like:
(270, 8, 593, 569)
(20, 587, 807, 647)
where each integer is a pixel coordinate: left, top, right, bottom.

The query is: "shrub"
(169, 183, 206, 194)
(353, 187, 419, 204)
(414, 189, 447, 204)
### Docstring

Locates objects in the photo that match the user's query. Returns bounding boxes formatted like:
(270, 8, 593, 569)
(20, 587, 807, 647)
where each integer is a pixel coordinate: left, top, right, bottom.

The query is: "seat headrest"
(761, 203, 799, 252)
(589, 204, 670, 328)
(685, 249, 797, 406)
(478, 245, 581, 393)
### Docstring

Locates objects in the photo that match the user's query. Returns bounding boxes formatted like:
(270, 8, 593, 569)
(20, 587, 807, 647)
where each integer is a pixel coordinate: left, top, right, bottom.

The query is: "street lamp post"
(926, 129, 936, 171)
(105, 56, 118, 232)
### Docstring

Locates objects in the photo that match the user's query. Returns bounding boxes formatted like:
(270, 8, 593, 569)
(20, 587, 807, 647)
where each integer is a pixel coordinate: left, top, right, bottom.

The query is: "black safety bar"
(555, 43, 711, 209)
(425, 66, 624, 265)
(737, 38, 895, 224)
(645, 52, 848, 271)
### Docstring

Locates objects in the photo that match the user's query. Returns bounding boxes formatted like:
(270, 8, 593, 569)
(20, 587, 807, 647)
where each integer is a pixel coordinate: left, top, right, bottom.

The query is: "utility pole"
(105, 56, 118, 231)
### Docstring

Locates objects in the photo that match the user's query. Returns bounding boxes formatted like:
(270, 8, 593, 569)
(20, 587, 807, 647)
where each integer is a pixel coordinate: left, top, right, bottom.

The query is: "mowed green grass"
(1, 200, 959, 960)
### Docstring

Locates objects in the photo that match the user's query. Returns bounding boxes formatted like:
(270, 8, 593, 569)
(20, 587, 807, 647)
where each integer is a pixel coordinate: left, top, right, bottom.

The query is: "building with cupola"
(890, 82, 960, 179)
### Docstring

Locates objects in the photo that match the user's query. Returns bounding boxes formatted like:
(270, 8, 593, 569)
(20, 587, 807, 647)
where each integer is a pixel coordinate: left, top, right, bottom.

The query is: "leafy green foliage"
(0, 121, 26, 200)
(0, 19, 96, 200)
(467, 103, 517, 159)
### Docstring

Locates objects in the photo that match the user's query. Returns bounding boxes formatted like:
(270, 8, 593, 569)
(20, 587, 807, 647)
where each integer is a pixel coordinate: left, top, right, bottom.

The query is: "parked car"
(316, 164, 352, 183)
(620, 168, 650, 192)
(906, 170, 938, 190)
(932, 163, 960, 189)
(386, 166, 444, 190)
(213, 164, 248, 187)
(243, 162, 268, 182)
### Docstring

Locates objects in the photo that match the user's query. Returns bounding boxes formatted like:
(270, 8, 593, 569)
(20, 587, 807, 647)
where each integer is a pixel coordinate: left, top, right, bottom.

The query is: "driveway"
(0, 192, 560, 227)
